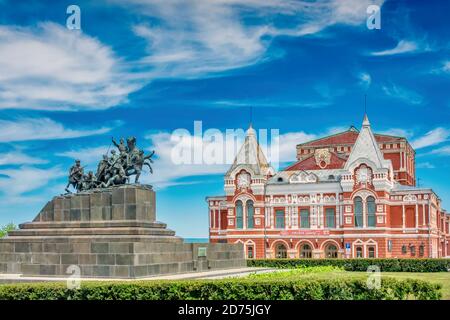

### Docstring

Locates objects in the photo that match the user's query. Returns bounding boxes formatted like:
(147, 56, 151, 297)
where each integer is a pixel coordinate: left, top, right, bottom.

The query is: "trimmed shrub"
(247, 258, 450, 272)
(0, 278, 441, 300)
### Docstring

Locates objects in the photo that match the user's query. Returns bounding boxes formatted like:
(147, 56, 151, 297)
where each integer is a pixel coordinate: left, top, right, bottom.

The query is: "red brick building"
(207, 115, 450, 259)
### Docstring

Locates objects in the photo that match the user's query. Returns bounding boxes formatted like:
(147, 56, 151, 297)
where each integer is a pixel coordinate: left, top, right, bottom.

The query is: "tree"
(0, 223, 16, 238)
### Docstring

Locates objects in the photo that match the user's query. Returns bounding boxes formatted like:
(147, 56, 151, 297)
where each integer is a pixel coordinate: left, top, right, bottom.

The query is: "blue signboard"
(345, 243, 351, 249)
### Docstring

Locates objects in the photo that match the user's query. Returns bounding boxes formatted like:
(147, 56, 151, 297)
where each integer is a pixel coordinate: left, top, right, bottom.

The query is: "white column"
(415, 204, 419, 229)
(335, 193, 340, 228)
(271, 207, 274, 229)
(422, 204, 425, 227)
(218, 206, 221, 230)
(363, 199, 367, 228)
(243, 205, 247, 230)
(402, 204, 406, 229)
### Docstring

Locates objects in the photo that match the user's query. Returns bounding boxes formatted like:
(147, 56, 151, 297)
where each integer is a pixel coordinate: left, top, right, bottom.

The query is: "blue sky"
(0, 0, 449, 237)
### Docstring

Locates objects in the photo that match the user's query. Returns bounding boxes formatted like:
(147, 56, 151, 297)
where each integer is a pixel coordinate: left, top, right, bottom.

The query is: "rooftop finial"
(364, 94, 367, 115)
(362, 95, 370, 127)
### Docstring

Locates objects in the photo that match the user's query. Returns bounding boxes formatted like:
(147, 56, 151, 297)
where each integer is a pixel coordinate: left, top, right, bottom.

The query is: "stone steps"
(19, 220, 167, 229)
(8, 227, 176, 237)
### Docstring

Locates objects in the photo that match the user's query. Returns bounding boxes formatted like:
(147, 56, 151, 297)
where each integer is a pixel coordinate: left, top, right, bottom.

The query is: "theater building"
(207, 115, 450, 259)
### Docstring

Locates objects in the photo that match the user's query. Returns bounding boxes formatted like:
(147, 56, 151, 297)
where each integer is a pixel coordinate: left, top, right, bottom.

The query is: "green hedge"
(247, 258, 450, 272)
(0, 278, 441, 300)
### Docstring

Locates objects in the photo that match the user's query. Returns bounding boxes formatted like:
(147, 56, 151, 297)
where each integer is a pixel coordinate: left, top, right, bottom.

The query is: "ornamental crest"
(314, 148, 331, 169)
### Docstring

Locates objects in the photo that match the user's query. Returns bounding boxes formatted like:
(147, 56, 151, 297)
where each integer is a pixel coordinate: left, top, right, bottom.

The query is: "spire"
(344, 114, 389, 170)
(226, 124, 274, 177)
(362, 113, 370, 127)
(246, 122, 256, 136)
(362, 94, 370, 127)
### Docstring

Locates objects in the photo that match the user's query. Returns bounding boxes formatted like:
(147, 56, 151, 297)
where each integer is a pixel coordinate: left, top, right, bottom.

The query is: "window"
(300, 244, 312, 258)
(410, 245, 416, 256)
(247, 246, 254, 259)
(367, 196, 376, 227)
(354, 197, 363, 227)
(401, 245, 407, 254)
(275, 210, 285, 228)
(368, 246, 375, 258)
(356, 246, 363, 258)
(300, 209, 310, 228)
(236, 200, 243, 229)
(325, 208, 335, 228)
(419, 244, 425, 257)
(246, 200, 254, 229)
(325, 244, 338, 258)
(275, 244, 287, 259)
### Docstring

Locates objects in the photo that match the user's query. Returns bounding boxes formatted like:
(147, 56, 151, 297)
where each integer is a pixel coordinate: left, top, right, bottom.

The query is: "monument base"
(0, 185, 245, 278)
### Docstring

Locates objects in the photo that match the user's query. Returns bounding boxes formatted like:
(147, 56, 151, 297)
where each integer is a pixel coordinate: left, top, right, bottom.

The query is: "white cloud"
(56, 145, 110, 166)
(110, 0, 384, 79)
(276, 131, 317, 163)
(0, 151, 48, 166)
(429, 145, 450, 156)
(0, 166, 64, 196)
(416, 162, 435, 169)
(0, 23, 141, 111)
(358, 72, 371, 89)
(138, 125, 352, 188)
(444, 61, 450, 72)
(382, 83, 423, 105)
(371, 40, 419, 56)
(378, 128, 413, 138)
(143, 132, 230, 189)
(0, 118, 114, 142)
(411, 127, 450, 149)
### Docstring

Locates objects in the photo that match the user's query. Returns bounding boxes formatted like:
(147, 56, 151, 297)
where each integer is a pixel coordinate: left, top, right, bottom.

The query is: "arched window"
(275, 243, 287, 259)
(300, 244, 312, 258)
(247, 246, 254, 259)
(368, 246, 375, 258)
(354, 197, 363, 227)
(325, 244, 338, 258)
(236, 200, 243, 229)
(367, 196, 376, 227)
(246, 200, 254, 229)
(356, 246, 363, 258)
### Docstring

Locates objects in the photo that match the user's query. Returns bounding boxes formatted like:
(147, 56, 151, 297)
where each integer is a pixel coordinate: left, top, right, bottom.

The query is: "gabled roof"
(297, 126, 404, 148)
(344, 114, 391, 170)
(226, 125, 274, 177)
(284, 151, 347, 171)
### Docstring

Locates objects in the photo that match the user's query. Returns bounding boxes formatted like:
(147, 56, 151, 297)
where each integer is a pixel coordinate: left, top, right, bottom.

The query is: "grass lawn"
(248, 268, 450, 300)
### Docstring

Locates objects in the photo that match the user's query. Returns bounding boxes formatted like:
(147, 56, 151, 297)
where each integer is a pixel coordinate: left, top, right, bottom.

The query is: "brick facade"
(207, 115, 450, 259)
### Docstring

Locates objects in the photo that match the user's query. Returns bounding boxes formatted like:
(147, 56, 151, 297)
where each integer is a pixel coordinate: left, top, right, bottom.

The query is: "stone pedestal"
(0, 185, 245, 278)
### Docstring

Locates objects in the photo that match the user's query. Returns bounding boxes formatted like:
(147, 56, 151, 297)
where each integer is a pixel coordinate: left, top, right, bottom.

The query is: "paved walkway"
(0, 267, 279, 283)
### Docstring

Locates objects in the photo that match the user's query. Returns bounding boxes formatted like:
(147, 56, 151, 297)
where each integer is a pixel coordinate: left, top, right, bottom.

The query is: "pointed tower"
(341, 114, 394, 192)
(344, 114, 390, 171)
(224, 124, 274, 197)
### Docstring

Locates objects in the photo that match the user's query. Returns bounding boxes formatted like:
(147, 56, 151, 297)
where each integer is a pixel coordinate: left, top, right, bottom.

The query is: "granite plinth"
(0, 185, 245, 278)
